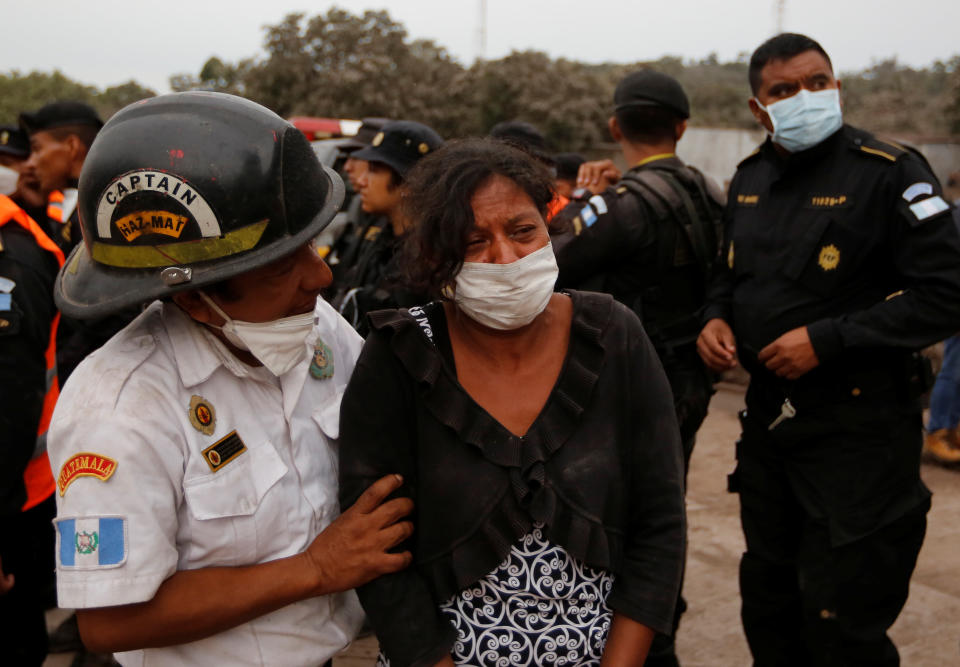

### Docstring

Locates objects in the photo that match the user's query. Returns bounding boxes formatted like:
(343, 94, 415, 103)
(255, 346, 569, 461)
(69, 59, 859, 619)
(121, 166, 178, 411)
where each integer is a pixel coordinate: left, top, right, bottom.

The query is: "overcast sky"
(4, 0, 958, 94)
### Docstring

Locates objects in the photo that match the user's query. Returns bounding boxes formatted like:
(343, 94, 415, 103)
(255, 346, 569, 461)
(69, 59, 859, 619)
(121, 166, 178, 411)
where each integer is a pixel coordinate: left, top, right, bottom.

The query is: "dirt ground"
(46, 382, 960, 666)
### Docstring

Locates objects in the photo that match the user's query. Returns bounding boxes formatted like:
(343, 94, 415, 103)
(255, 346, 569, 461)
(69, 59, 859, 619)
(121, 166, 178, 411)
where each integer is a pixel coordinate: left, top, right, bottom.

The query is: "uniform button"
(820, 609, 834, 619)
(851, 388, 861, 397)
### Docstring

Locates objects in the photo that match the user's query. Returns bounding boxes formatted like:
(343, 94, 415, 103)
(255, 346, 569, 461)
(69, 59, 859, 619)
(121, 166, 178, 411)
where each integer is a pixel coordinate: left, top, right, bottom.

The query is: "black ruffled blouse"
(338, 290, 686, 667)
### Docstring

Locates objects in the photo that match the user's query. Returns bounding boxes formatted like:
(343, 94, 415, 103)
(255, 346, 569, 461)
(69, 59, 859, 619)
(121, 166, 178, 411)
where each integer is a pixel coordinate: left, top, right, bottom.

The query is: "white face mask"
(453, 242, 558, 331)
(0, 165, 18, 196)
(198, 292, 315, 376)
(755, 88, 843, 153)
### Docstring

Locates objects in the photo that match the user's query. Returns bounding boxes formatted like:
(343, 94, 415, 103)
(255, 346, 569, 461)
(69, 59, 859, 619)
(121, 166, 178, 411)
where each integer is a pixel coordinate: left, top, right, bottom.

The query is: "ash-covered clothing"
(48, 298, 365, 666)
(378, 522, 614, 667)
(339, 290, 686, 667)
(709, 125, 960, 665)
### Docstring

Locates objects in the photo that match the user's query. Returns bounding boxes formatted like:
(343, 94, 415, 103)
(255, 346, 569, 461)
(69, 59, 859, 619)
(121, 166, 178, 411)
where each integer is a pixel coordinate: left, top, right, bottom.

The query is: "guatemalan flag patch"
(55, 516, 127, 570)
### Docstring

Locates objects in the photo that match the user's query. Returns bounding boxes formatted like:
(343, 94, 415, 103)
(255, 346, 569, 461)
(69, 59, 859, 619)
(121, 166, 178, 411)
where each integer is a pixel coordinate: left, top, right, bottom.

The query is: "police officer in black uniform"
(697, 33, 960, 666)
(0, 192, 61, 666)
(324, 117, 389, 283)
(555, 70, 724, 667)
(330, 120, 442, 335)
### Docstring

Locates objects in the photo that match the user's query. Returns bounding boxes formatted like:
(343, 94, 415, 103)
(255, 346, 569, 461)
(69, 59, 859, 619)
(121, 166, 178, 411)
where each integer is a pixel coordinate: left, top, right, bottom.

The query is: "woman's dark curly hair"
(399, 137, 556, 297)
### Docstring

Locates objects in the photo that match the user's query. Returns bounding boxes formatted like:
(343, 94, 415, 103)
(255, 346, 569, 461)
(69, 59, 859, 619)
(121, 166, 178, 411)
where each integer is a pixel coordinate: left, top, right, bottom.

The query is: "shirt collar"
(163, 302, 264, 388)
(635, 152, 677, 168)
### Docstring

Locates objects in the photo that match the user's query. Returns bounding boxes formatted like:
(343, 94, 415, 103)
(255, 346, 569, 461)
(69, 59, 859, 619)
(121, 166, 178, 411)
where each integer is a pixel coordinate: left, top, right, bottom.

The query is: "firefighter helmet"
(55, 91, 344, 319)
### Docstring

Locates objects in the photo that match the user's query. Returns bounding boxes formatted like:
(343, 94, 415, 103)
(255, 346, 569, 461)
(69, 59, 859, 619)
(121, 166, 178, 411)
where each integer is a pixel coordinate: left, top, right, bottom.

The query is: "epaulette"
(849, 130, 908, 163)
(737, 145, 763, 168)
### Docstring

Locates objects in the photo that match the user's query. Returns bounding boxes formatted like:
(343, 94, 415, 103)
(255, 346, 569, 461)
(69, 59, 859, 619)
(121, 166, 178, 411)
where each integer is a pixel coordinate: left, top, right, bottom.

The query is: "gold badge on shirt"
(188, 395, 216, 435)
(818, 244, 840, 271)
(202, 431, 247, 472)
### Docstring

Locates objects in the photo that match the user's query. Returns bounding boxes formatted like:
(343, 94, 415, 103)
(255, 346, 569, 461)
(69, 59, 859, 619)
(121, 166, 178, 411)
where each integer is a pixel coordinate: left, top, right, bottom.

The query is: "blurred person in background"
(324, 117, 390, 284)
(0, 125, 45, 222)
(331, 120, 442, 335)
(553, 151, 586, 199)
(554, 69, 724, 666)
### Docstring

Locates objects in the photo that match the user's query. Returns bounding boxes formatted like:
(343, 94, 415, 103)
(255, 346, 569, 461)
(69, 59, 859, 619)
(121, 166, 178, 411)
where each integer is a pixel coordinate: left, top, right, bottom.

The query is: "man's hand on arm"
(576, 159, 622, 195)
(697, 318, 738, 372)
(77, 474, 412, 653)
(758, 326, 820, 380)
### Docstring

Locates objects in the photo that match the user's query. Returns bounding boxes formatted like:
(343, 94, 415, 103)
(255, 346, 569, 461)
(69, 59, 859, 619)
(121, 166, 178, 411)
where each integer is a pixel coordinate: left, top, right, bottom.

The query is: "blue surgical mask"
(755, 88, 843, 153)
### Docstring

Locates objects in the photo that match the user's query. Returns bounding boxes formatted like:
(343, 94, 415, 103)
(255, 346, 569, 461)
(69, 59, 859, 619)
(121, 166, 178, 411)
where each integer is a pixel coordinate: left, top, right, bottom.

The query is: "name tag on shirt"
(56, 516, 127, 570)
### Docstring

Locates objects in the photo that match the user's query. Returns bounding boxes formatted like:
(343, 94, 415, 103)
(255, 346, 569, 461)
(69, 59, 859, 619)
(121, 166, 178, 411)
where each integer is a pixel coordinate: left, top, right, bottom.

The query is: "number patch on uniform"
(55, 516, 127, 570)
(202, 431, 247, 472)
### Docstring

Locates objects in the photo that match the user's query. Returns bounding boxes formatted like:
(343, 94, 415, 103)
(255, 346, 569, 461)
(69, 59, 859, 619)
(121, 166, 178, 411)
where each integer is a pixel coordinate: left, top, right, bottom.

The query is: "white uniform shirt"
(49, 298, 365, 667)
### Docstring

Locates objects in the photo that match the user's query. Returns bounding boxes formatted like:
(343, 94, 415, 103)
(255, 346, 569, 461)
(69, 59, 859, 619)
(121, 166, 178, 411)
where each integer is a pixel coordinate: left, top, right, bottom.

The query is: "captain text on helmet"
(46, 91, 413, 665)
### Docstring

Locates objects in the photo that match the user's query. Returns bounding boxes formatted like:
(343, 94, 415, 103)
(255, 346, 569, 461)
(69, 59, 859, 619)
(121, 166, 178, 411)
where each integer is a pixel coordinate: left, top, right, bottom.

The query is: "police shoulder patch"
(909, 195, 950, 222)
(58, 452, 118, 496)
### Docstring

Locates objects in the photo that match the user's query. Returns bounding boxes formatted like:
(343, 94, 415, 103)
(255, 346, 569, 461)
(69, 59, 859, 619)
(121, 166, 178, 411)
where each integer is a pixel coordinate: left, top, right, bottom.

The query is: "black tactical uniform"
(330, 216, 424, 337)
(0, 212, 59, 666)
(557, 154, 724, 461)
(707, 125, 960, 665)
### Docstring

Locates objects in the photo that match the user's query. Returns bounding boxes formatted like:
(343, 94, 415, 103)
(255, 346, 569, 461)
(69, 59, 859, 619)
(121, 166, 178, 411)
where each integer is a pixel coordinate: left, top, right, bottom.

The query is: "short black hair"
(615, 106, 683, 145)
(368, 160, 403, 189)
(400, 138, 555, 296)
(44, 123, 99, 150)
(749, 33, 833, 95)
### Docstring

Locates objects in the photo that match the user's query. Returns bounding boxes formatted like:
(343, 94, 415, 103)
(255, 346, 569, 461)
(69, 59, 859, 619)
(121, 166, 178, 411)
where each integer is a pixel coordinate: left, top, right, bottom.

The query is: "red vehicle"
(288, 117, 362, 141)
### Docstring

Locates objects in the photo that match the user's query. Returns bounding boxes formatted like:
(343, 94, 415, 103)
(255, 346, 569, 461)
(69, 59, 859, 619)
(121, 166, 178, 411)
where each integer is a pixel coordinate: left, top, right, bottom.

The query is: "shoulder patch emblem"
(0, 277, 15, 293)
(818, 244, 840, 271)
(909, 195, 949, 222)
(0, 293, 9, 311)
(58, 453, 118, 496)
(309, 338, 335, 380)
(188, 395, 216, 435)
(202, 431, 247, 472)
(588, 194, 608, 215)
(902, 182, 934, 202)
(580, 204, 598, 228)
(55, 516, 126, 569)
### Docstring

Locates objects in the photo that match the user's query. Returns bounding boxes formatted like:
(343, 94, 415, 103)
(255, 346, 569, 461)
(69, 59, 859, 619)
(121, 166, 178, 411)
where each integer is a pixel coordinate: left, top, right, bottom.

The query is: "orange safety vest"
(47, 189, 65, 223)
(0, 194, 65, 510)
(546, 193, 570, 223)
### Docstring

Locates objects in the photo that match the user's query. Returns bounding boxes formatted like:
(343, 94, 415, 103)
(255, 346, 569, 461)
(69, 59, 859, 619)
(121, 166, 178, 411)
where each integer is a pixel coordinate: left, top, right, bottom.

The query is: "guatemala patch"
(909, 195, 949, 222)
(202, 430, 247, 472)
(0, 293, 9, 311)
(588, 194, 608, 215)
(58, 452, 118, 496)
(0, 276, 15, 292)
(56, 516, 127, 570)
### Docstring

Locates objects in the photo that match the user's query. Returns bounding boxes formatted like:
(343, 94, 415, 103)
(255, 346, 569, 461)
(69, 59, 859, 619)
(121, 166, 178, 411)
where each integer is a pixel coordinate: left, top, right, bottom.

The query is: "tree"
(0, 70, 97, 124)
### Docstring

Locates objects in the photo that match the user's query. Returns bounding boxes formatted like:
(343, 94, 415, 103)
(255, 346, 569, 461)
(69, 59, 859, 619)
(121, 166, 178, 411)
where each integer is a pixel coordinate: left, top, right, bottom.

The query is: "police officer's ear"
(748, 98, 773, 133)
(675, 119, 688, 142)
(64, 134, 89, 179)
(608, 116, 624, 143)
(171, 290, 224, 326)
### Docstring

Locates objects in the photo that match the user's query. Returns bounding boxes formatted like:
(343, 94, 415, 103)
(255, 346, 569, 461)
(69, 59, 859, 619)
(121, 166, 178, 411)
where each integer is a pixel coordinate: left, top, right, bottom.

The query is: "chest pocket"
(780, 216, 868, 297)
(182, 438, 288, 565)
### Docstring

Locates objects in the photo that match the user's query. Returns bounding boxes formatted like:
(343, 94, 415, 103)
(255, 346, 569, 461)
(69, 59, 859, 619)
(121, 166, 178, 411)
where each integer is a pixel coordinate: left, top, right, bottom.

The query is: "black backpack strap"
(616, 175, 680, 281)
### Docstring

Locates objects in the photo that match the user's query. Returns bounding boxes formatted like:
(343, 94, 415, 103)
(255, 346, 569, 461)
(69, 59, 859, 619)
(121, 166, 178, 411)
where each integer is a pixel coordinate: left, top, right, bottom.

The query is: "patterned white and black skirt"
(378, 522, 614, 666)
